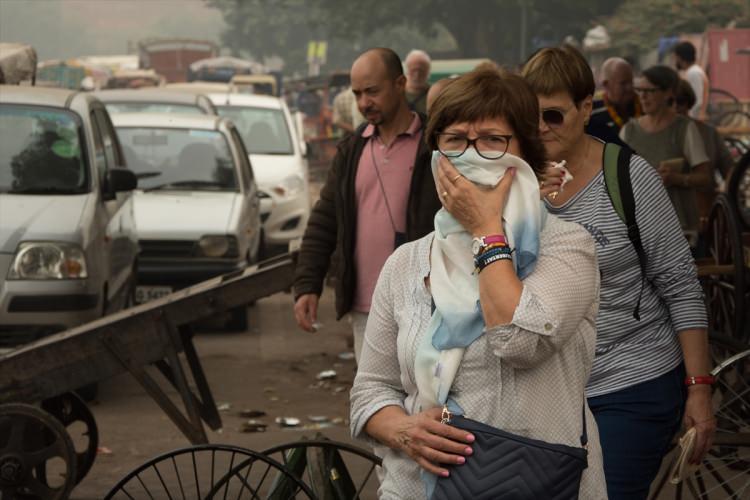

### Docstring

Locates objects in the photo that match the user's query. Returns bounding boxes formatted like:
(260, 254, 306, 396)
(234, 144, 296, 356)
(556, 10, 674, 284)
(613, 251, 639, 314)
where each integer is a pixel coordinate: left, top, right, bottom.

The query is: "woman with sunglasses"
(620, 65, 712, 240)
(350, 68, 606, 499)
(522, 46, 714, 500)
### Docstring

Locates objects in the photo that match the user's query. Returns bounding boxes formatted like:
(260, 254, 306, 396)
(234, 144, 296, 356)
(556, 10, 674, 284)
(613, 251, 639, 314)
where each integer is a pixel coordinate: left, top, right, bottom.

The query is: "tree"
(205, 0, 623, 73)
(605, 0, 749, 53)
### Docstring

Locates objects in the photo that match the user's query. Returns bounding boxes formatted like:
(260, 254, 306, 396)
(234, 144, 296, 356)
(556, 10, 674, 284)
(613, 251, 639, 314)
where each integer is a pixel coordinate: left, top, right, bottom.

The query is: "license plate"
(134, 286, 172, 304)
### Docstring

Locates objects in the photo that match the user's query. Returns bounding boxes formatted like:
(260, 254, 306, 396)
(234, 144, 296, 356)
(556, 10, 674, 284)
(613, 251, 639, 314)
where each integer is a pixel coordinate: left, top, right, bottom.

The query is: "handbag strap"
(430, 299, 589, 450)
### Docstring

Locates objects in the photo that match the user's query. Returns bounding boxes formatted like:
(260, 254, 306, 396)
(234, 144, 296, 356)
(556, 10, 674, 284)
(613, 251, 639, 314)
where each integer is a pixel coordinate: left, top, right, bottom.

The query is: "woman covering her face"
(350, 68, 607, 499)
(522, 47, 714, 500)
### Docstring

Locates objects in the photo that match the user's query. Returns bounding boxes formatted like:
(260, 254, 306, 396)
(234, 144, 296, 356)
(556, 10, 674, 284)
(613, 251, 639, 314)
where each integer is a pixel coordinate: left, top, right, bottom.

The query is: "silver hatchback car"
(0, 86, 139, 346)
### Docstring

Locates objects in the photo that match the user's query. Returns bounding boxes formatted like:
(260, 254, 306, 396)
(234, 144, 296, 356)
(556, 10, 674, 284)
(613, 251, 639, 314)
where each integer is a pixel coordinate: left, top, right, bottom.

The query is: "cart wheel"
(649, 335, 750, 499)
(104, 444, 314, 500)
(727, 150, 750, 231)
(0, 403, 77, 500)
(209, 439, 381, 500)
(38, 392, 98, 485)
(703, 194, 747, 342)
(265, 438, 382, 499)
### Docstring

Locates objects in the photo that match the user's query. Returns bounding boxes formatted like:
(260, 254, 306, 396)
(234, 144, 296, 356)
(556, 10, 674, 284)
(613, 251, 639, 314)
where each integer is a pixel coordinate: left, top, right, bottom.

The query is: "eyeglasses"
(436, 133, 513, 160)
(541, 107, 571, 128)
(633, 87, 661, 95)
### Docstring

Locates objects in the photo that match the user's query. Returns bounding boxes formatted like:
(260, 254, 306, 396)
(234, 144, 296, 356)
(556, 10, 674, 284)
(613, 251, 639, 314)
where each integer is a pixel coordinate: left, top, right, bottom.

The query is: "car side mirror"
(103, 168, 137, 200)
(301, 141, 310, 158)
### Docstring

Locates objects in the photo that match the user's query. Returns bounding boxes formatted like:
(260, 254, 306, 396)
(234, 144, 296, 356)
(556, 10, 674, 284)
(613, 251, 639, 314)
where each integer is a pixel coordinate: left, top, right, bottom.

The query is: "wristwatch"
(471, 234, 508, 256)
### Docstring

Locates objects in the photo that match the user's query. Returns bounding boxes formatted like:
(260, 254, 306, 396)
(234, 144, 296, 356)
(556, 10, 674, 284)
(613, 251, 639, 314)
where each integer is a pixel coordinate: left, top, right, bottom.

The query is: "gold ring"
(442, 191, 448, 198)
(451, 174, 461, 183)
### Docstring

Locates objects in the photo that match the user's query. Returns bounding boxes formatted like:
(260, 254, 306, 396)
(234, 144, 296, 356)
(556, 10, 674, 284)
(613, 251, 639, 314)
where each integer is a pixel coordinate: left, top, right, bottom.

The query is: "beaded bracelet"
(477, 245, 513, 260)
(479, 242, 509, 255)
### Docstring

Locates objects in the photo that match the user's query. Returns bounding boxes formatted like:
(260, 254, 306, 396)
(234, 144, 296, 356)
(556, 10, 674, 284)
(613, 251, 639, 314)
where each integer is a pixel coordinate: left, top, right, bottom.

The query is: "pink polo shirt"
(352, 113, 423, 312)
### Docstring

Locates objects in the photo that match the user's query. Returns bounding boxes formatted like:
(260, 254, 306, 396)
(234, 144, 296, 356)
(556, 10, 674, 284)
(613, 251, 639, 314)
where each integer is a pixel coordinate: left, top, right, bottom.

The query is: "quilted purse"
(432, 405, 588, 500)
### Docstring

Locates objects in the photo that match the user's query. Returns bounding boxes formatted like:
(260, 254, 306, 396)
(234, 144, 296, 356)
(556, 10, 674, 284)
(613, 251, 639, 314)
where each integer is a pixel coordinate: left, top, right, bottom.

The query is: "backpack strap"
(603, 142, 646, 320)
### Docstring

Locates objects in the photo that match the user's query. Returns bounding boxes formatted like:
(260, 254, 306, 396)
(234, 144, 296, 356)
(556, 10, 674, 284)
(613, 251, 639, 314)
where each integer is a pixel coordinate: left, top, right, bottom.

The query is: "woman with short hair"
(620, 65, 712, 238)
(522, 46, 714, 500)
(350, 67, 606, 499)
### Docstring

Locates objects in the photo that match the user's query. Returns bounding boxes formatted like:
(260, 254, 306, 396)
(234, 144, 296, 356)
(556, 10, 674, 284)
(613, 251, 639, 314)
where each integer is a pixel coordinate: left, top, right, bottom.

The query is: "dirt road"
(72, 288, 369, 498)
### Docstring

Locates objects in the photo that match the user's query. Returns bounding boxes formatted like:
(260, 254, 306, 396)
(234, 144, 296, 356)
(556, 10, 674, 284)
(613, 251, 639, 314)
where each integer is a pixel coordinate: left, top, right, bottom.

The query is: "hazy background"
(0, 0, 224, 60)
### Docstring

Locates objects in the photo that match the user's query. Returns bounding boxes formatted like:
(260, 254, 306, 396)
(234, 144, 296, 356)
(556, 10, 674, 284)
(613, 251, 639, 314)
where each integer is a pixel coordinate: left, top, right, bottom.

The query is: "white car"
(111, 113, 262, 330)
(0, 86, 138, 345)
(208, 93, 310, 254)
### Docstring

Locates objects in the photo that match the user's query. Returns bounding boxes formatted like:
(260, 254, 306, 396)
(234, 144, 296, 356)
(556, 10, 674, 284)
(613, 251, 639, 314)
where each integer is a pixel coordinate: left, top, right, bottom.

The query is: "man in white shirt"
(673, 41, 709, 120)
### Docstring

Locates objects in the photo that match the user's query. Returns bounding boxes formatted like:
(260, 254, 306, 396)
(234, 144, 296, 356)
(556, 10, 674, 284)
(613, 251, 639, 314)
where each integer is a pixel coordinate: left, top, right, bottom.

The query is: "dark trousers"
(588, 364, 686, 500)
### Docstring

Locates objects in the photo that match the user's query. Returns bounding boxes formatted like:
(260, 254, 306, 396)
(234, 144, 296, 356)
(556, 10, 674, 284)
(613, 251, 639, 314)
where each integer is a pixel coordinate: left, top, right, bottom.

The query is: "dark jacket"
(293, 116, 440, 319)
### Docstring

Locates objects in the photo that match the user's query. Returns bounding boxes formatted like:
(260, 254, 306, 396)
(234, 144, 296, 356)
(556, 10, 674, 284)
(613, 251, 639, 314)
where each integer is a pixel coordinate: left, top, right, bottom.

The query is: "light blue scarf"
(416, 149, 546, 497)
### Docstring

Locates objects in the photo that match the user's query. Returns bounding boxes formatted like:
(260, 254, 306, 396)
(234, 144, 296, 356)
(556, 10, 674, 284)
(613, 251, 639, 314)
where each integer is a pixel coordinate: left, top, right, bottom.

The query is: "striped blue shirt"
(546, 153, 707, 397)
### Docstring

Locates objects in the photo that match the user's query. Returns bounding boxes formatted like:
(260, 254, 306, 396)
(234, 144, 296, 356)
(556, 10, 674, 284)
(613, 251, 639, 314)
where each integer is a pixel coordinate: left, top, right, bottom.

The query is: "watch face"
(472, 238, 482, 255)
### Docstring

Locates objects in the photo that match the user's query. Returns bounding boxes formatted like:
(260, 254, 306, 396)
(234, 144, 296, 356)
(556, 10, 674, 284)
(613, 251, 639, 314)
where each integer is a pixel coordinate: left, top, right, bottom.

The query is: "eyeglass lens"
(437, 134, 510, 160)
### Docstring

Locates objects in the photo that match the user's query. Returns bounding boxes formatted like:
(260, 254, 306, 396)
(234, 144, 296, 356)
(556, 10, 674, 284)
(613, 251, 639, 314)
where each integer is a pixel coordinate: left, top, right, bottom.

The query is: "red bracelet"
(684, 375, 715, 386)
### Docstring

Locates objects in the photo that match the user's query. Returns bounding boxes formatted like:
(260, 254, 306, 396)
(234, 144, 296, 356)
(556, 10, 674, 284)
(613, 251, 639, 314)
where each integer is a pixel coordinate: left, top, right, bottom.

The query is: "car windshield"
(0, 105, 88, 194)
(216, 106, 293, 155)
(116, 127, 238, 191)
(106, 102, 205, 115)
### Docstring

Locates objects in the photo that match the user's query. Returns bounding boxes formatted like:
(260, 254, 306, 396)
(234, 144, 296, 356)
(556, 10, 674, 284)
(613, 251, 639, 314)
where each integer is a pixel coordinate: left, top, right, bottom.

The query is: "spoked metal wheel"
(210, 439, 382, 500)
(39, 392, 98, 485)
(104, 444, 314, 500)
(650, 336, 750, 499)
(702, 194, 747, 342)
(0, 403, 77, 500)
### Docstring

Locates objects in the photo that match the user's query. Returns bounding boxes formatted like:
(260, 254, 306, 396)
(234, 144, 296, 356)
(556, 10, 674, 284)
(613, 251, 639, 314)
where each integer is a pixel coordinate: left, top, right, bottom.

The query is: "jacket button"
(544, 322, 553, 331)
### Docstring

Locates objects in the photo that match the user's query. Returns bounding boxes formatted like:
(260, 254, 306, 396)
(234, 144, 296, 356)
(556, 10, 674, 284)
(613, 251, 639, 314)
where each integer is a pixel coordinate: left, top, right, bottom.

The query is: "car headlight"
(271, 174, 305, 198)
(7, 242, 88, 280)
(197, 235, 238, 258)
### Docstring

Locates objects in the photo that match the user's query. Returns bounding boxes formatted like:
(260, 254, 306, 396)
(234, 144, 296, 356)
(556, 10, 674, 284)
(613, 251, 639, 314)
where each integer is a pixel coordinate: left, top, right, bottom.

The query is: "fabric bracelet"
(476, 252, 512, 273)
(475, 246, 513, 264)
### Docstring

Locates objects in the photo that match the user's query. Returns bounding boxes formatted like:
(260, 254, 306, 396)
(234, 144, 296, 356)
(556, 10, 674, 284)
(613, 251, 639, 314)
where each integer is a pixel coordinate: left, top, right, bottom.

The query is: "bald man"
(293, 48, 440, 362)
(586, 57, 641, 146)
(405, 49, 432, 114)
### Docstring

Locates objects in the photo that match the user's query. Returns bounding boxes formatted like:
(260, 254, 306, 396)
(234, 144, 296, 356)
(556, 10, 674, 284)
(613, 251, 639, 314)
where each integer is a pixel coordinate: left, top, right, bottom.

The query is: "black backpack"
(602, 142, 646, 320)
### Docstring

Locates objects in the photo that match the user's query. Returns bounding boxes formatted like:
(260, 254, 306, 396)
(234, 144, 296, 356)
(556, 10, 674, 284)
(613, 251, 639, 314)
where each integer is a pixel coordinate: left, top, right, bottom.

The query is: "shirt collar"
(361, 112, 421, 139)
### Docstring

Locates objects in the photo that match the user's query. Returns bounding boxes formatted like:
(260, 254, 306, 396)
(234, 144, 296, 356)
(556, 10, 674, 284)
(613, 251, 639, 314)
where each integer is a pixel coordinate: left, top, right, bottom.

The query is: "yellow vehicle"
(229, 74, 278, 96)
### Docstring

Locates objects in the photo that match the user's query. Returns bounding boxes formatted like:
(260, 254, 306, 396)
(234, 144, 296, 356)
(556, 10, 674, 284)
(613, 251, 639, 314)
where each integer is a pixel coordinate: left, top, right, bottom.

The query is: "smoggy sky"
(0, 0, 224, 61)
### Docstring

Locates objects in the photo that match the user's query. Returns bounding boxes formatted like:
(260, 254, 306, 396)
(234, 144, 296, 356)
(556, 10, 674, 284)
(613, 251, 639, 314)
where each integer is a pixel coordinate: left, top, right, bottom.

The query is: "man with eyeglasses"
(586, 57, 641, 147)
(293, 48, 440, 362)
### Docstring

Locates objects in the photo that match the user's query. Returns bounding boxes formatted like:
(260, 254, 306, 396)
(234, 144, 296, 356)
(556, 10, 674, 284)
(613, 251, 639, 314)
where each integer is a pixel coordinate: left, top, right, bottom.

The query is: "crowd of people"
(293, 41, 720, 500)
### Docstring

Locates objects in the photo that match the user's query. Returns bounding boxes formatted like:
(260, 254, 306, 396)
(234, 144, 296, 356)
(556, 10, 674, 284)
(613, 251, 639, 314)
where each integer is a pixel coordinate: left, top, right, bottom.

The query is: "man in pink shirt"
(293, 48, 440, 362)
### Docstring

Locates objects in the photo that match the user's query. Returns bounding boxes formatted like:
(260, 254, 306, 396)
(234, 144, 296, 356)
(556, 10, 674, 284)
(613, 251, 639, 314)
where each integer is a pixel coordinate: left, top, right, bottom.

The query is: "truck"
(137, 38, 219, 83)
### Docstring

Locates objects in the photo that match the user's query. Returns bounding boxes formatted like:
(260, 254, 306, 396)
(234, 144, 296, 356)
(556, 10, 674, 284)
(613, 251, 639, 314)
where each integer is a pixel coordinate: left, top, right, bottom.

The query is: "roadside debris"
(316, 369, 337, 380)
(240, 419, 268, 433)
(239, 409, 266, 418)
(276, 416, 301, 427)
(217, 402, 232, 412)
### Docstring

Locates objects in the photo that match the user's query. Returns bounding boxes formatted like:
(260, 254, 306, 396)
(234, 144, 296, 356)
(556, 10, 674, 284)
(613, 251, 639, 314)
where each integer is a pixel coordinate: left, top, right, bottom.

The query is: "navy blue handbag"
(432, 407, 588, 500)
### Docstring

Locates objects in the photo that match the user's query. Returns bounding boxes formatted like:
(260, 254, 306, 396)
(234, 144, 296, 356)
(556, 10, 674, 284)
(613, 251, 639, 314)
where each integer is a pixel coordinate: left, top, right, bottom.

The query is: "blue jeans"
(588, 364, 686, 500)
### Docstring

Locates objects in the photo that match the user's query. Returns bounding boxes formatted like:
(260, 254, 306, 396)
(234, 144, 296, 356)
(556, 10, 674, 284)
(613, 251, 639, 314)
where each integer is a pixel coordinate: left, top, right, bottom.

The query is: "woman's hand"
(539, 162, 566, 199)
(388, 407, 475, 477)
(436, 155, 513, 237)
(657, 160, 681, 187)
(683, 385, 716, 464)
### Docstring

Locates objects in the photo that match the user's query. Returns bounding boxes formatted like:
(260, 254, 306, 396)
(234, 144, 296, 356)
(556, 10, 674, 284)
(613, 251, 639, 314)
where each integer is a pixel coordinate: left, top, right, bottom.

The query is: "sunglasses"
(541, 108, 568, 128)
